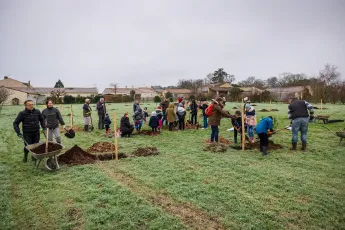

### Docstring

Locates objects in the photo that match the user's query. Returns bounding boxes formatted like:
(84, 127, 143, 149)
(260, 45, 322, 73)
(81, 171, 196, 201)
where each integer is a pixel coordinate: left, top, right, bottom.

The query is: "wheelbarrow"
(25, 141, 64, 170)
(324, 126, 345, 146)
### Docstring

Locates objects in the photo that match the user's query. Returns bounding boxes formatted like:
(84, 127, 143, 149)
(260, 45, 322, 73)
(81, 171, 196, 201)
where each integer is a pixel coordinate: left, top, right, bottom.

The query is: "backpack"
(205, 104, 214, 117)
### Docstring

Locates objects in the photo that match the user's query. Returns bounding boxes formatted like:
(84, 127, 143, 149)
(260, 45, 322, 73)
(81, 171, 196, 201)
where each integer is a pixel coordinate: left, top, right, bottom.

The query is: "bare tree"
(0, 87, 12, 114)
(111, 83, 118, 95)
(50, 89, 66, 104)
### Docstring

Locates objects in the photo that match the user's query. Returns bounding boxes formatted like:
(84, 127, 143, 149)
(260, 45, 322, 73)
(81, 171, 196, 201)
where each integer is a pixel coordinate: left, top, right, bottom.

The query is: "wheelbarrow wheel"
(45, 156, 60, 171)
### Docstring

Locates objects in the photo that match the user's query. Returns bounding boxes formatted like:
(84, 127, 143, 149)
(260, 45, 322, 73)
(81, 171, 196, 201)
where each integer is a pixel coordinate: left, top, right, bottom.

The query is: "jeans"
(135, 121, 142, 131)
(162, 112, 168, 126)
(203, 115, 208, 128)
(84, 117, 91, 125)
(98, 114, 105, 129)
(177, 115, 185, 130)
(292, 117, 309, 143)
(48, 127, 61, 143)
(169, 122, 174, 131)
(258, 133, 269, 152)
(211, 125, 219, 142)
(247, 125, 255, 138)
(23, 130, 40, 162)
(191, 113, 197, 124)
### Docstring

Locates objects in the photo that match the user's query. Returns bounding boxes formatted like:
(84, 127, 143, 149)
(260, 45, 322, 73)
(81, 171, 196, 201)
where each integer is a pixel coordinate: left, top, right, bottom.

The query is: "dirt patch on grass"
(271, 109, 279, 111)
(87, 142, 115, 153)
(203, 143, 229, 152)
(31, 143, 62, 154)
(97, 165, 227, 230)
(97, 153, 129, 160)
(67, 207, 84, 230)
(132, 147, 159, 157)
(60, 126, 84, 132)
(259, 109, 269, 112)
(232, 107, 238, 109)
(134, 130, 161, 136)
(204, 136, 232, 145)
(230, 141, 283, 151)
(185, 122, 200, 130)
(58, 145, 97, 165)
(251, 104, 257, 106)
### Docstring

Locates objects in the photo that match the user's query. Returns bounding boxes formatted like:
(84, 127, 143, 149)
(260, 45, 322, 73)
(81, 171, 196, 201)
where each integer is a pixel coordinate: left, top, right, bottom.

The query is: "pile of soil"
(271, 109, 279, 111)
(259, 109, 269, 112)
(203, 143, 229, 152)
(232, 107, 238, 109)
(134, 130, 161, 136)
(251, 104, 257, 106)
(31, 143, 62, 154)
(58, 145, 97, 165)
(204, 136, 232, 145)
(185, 123, 200, 130)
(230, 141, 283, 151)
(65, 114, 76, 117)
(97, 152, 128, 160)
(313, 106, 328, 110)
(87, 142, 115, 153)
(132, 147, 159, 157)
(60, 126, 84, 133)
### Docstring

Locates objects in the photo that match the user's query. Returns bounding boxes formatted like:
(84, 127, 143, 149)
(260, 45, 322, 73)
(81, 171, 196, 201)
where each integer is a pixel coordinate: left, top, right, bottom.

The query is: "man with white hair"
(83, 98, 92, 131)
(96, 98, 106, 130)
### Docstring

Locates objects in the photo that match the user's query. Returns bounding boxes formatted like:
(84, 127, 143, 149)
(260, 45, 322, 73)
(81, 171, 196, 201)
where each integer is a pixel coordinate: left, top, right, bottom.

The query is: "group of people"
(13, 95, 314, 163)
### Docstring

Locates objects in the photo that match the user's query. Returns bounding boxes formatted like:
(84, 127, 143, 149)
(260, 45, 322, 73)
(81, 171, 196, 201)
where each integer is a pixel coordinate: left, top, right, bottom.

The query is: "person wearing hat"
(208, 97, 235, 143)
(13, 100, 46, 163)
(83, 98, 92, 131)
(176, 103, 187, 131)
(245, 103, 257, 143)
(120, 112, 134, 137)
(288, 98, 314, 151)
(149, 111, 160, 136)
(42, 99, 65, 144)
(96, 98, 106, 130)
(104, 113, 112, 134)
(256, 116, 274, 156)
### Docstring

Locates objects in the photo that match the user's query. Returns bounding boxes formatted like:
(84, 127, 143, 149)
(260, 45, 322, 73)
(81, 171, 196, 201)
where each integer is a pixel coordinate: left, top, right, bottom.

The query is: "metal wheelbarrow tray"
(26, 142, 64, 170)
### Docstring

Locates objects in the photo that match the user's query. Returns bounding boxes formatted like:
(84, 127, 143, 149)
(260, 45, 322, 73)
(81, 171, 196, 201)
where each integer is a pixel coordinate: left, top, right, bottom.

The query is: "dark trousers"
(178, 115, 185, 130)
(105, 125, 110, 132)
(258, 133, 269, 152)
(168, 122, 174, 131)
(234, 128, 241, 144)
(211, 125, 219, 142)
(98, 114, 105, 129)
(152, 127, 157, 133)
(191, 113, 197, 124)
(121, 127, 134, 137)
(23, 131, 40, 162)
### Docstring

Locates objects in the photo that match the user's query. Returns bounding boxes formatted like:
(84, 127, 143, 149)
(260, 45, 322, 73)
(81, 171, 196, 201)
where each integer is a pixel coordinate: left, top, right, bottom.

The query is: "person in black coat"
(42, 99, 65, 144)
(149, 111, 160, 136)
(96, 98, 106, 130)
(190, 99, 198, 125)
(13, 100, 46, 163)
(120, 113, 134, 137)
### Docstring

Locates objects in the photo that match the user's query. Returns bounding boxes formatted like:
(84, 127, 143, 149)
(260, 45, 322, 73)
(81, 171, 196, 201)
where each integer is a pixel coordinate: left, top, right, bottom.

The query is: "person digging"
(96, 98, 106, 130)
(256, 116, 274, 156)
(83, 98, 92, 131)
(288, 98, 314, 151)
(120, 112, 134, 137)
(13, 100, 46, 163)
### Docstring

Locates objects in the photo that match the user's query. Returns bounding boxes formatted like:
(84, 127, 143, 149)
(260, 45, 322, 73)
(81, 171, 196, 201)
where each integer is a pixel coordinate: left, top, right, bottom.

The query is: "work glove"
(17, 133, 23, 138)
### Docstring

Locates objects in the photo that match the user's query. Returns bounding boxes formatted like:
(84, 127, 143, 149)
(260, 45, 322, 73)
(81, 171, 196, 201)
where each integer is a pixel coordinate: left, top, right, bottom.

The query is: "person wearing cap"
(13, 100, 46, 163)
(256, 116, 274, 156)
(42, 99, 65, 144)
(208, 97, 235, 143)
(96, 98, 106, 130)
(83, 98, 92, 131)
(288, 98, 314, 151)
(104, 113, 112, 134)
(149, 111, 160, 136)
(245, 103, 257, 143)
(120, 112, 134, 137)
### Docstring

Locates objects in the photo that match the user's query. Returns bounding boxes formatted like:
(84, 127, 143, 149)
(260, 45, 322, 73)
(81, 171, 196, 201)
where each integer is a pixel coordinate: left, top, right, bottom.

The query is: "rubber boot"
(291, 142, 297, 151)
(84, 125, 88, 132)
(23, 151, 28, 163)
(301, 142, 307, 151)
(262, 146, 269, 156)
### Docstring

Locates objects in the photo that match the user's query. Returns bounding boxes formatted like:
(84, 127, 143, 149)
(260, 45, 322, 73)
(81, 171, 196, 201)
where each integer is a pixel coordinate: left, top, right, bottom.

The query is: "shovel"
(90, 115, 94, 131)
(64, 127, 75, 138)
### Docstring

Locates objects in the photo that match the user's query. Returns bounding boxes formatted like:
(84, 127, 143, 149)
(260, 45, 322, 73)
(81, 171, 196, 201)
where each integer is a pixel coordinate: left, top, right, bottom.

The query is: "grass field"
(1, 102, 344, 230)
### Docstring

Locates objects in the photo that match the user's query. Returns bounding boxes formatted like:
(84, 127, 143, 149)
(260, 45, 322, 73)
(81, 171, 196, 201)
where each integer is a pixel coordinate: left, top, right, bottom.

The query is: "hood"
(138, 109, 142, 113)
(151, 111, 157, 116)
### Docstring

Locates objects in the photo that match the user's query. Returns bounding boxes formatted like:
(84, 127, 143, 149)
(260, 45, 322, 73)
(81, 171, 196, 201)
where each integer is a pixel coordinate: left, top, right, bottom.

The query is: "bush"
(154, 96, 161, 104)
(63, 95, 76, 104)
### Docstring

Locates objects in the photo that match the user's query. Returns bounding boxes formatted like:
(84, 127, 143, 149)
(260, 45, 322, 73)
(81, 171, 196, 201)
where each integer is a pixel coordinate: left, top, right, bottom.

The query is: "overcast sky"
(0, 0, 344, 92)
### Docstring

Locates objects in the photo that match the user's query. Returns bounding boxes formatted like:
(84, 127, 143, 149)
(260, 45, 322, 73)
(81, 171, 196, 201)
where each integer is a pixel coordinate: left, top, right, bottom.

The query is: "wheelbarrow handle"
(18, 136, 29, 146)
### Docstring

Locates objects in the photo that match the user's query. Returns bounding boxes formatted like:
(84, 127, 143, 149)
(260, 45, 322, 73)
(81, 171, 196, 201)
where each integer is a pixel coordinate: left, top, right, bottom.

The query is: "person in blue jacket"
(256, 116, 274, 156)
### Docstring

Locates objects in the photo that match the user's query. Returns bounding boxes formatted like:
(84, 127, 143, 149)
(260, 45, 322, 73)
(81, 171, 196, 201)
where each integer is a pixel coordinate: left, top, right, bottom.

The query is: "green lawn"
(1, 102, 344, 230)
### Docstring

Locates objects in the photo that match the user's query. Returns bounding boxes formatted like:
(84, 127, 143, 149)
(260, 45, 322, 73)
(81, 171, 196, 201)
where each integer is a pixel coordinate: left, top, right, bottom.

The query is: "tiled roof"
(2, 86, 98, 94)
(164, 89, 192, 94)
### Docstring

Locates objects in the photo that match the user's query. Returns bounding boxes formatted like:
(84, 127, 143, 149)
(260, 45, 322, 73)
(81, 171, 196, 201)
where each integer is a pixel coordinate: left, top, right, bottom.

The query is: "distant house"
(102, 87, 133, 96)
(162, 89, 193, 99)
(266, 86, 311, 101)
(240, 87, 263, 98)
(1, 86, 41, 105)
(136, 88, 158, 100)
(0, 76, 31, 88)
(206, 83, 232, 96)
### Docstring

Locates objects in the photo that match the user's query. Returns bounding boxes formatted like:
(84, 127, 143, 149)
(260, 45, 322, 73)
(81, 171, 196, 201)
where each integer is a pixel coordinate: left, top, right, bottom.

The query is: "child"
(156, 106, 163, 131)
(104, 113, 112, 134)
(133, 108, 144, 131)
(176, 103, 186, 131)
(149, 111, 159, 136)
(199, 100, 209, 129)
(143, 107, 149, 123)
(245, 104, 257, 143)
(231, 111, 242, 144)
(166, 104, 176, 131)
(256, 116, 274, 156)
